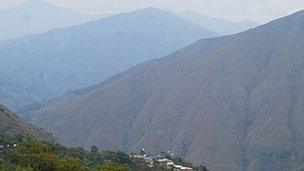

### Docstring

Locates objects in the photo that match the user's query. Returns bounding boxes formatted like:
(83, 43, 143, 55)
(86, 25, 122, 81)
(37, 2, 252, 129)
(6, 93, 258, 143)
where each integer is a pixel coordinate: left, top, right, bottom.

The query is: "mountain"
(0, 0, 97, 41)
(23, 10, 304, 171)
(0, 104, 52, 140)
(0, 69, 50, 110)
(0, 7, 217, 110)
(177, 9, 258, 35)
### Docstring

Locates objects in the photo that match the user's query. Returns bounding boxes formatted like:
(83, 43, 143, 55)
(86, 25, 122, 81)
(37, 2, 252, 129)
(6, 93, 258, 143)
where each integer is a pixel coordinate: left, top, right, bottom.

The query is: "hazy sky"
(1, 0, 304, 23)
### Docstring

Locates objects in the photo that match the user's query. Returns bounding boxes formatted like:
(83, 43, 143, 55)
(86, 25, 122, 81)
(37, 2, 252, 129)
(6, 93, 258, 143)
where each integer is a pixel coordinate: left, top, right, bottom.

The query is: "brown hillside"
(25, 10, 304, 171)
(0, 104, 52, 140)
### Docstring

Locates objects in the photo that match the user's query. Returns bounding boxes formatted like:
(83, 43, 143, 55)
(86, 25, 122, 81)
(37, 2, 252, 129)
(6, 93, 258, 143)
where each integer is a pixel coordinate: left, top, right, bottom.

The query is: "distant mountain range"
(0, 7, 217, 110)
(0, 0, 100, 41)
(24, 10, 304, 171)
(0, 0, 257, 41)
(177, 9, 258, 35)
(0, 0, 258, 110)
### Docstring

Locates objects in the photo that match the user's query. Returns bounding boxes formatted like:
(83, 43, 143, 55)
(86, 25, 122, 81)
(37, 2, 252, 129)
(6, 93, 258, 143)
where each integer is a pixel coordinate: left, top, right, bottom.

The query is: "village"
(131, 148, 194, 171)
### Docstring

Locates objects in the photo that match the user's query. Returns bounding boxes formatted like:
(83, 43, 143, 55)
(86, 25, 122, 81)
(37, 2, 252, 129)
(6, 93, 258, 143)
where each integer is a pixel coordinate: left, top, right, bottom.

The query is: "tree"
(87, 146, 104, 167)
(0, 159, 4, 168)
(64, 147, 88, 160)
(104, 151, 133, 167)
(91, 146, 99, 154)
(93, 162, 128, 171)
(56, 157, 84, 171)
(17, 140, 59, 171)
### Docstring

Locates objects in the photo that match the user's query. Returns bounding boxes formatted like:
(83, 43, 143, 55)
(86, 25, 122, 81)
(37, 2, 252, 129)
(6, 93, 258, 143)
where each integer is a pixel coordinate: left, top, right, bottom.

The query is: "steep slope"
(177, 9, 258, 35)
(0, 7, 217, 110)
(0, 0, 96, 41)
(23, 9, 304, 171)
(0, 104, 52, 140)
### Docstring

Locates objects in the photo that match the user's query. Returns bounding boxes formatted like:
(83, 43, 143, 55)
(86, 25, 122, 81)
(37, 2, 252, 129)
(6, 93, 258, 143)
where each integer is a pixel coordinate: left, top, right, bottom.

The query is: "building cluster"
(132, 152, 193, 171)
(156, 158, 193, 171)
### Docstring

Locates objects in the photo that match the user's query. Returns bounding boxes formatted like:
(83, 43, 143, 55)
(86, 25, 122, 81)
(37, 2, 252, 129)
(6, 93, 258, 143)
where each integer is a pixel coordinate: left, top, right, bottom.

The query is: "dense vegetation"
(0, 133, 208, 171)
(1, 103, 206, 171)
(0, 132, 135, 171)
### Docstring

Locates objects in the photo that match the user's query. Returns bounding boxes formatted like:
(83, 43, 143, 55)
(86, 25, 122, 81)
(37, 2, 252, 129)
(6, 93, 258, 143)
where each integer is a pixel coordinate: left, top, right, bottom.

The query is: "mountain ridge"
(177, 9, 258, 35)
(23, 10, 304, 171)
(0, 7, 217, 110)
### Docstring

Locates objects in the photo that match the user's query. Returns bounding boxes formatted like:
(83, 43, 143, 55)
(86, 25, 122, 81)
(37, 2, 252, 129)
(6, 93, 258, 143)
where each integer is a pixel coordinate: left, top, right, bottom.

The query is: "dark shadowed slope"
(177, 9, 258, 35)
(0, 0, 97, 41)
(0, 7, 217, 110)
(24, 9, 304, 171)
(0, 104, 52, 140)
